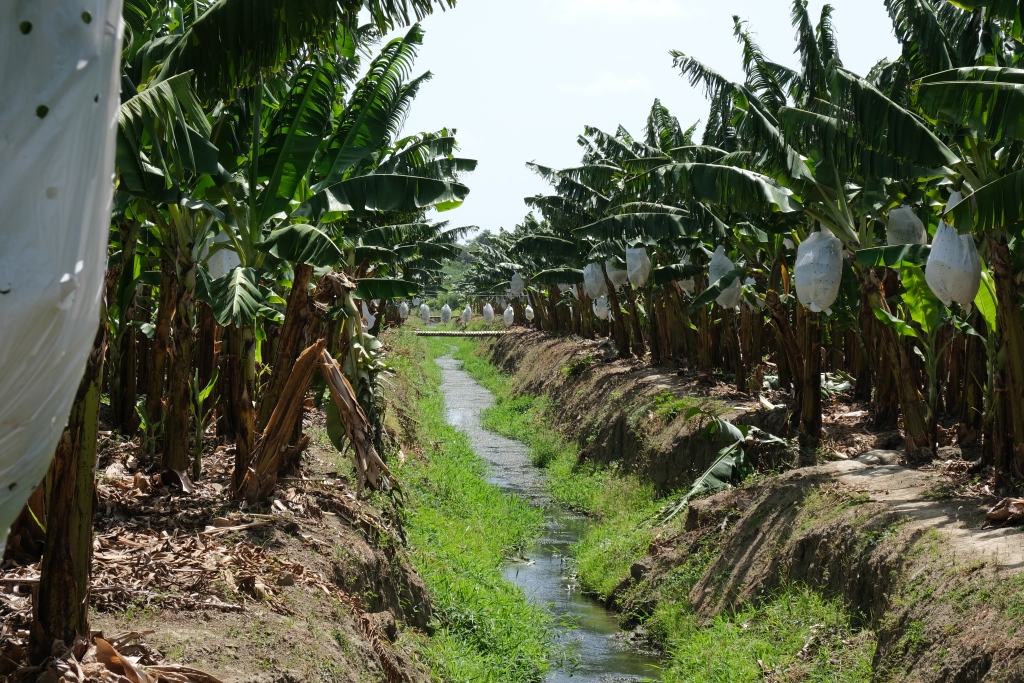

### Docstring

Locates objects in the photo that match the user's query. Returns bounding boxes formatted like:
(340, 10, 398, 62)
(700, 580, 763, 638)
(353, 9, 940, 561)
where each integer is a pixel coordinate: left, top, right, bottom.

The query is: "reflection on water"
(436, 353, 660, 682)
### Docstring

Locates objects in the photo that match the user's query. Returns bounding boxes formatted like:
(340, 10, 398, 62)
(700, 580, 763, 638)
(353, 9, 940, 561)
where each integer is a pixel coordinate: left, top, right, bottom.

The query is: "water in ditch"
(436, 352, 661, 682)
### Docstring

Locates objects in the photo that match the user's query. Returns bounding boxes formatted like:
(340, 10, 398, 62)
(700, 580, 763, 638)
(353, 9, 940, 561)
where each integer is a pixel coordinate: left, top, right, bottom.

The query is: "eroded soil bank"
(480, 330, 1024, 681)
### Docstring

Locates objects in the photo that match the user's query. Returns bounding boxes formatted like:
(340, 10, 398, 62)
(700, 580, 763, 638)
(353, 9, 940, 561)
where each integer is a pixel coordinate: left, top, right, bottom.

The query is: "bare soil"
(1, 416, 432, 683)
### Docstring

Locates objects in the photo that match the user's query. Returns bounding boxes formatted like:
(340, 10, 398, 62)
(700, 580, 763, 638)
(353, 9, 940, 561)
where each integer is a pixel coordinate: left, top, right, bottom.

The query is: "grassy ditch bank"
(431, 332, 1024, 680)
(381, 329, 553, 683)
(437, 335, 880, 681)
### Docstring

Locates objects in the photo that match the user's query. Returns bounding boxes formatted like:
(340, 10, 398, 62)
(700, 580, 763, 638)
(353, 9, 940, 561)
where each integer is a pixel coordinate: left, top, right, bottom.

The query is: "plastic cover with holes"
(525, 304, 535, 321)
(0, 0, 123, 551)
(794, 227, 844, 315)
(886, 205, 928, 246)
(503, 304, 514, 327)
(626, 247, 652, 288)
(440, 303, 451, 323)
(419, 303, 430, 323)
(708, 246, 742, 309)
(510, 273, 525, 297)
(361, 301, 376, 330)
(679, 254, 695, 295)
(606, 260, 628, 290)
(582, 263, 608, 299)
(398, 301, 409, 319)
(926, 192, 981, 308)
(593, 295, 610, 320)
(461, 305, 471, 324)
(483, 303, 494, 323)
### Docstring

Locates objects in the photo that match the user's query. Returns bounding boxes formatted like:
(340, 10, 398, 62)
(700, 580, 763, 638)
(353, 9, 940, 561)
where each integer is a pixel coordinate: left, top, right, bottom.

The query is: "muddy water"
(437, 353, 661, 682)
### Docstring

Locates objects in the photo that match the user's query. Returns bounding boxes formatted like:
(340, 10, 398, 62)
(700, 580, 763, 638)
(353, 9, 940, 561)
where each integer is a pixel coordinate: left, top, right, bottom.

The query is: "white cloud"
(550, 0, 688, 22)
(557, 73, 655, 96)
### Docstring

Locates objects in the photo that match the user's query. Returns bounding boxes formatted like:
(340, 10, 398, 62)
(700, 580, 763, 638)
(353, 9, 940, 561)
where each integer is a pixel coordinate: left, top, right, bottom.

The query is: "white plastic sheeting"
(440, 303, 451, 323)
(483, 303, 495, 323)
(461, 305, 471, 324)
(0, 0, 123, 551)
(582, 263, 608, 300)
(795, 228, 844, 315)
(593, 296, 611, 320)
(398, 301, 409, 319)
(626, 247, 652, 288)
(510, 273, 525, 297)
(360, 301, 376, 330)
(525, 304, 535, 321)
(606, 260, 628, 290)
(708, 246, 742, 309)
(205, 230, 241, 280)
(887, 205, 928, 246)
(503, 304, 514, 327)
(679, 254, 695, 295)
(927, 193, 981, 308)
(419, 303, 430, 323)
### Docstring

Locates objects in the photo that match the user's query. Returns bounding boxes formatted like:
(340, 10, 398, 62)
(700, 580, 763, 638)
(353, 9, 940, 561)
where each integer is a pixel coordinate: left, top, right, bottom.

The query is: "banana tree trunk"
(989, 238, 1024, 480)
(145, 263, 176, 456)
(163, 258, 196, 473)
(109, 221, 140, 436)
(798, 307, 822, 453)
(623, 284, 646, 357)
(960, 314, 986, 446)
(766, 290, 803, 394)
(227, 325, 257, 495)
(856, 265, 929, 454)
(30, 322, 106, 663)
(259, 263, 314, 430)
(648, 289, 662, 365)
(602, 265, 631, 359)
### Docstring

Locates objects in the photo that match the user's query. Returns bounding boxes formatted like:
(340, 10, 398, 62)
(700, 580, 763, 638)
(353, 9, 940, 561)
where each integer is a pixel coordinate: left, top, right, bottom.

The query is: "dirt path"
(817, 450, 1024, 568)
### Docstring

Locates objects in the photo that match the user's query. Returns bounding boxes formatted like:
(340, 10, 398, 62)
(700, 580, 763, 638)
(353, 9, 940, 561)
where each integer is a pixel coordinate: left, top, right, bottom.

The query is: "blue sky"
(381, 0, 901, 234)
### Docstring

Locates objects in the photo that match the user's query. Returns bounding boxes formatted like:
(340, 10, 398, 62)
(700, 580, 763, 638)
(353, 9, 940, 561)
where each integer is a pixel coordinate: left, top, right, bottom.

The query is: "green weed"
(658, 586, 875, 682)
(386, 330, 553, 683)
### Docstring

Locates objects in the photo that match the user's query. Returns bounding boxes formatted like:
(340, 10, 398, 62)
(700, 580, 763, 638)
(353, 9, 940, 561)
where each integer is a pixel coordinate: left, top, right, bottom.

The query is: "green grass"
(386, 330, 553, 683)
(442, 338, 660, 601)
(400, 334, 876, 682)
(656, 586, 875, 682)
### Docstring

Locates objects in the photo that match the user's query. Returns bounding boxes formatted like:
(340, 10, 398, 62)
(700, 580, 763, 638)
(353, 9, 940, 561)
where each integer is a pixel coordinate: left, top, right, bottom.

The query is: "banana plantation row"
(458, 0, 1024, 483)
(10, 0, 468, 664)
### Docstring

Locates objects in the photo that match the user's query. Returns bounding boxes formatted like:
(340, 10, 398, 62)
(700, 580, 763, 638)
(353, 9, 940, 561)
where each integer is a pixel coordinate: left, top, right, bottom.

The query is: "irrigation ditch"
(386, 326, 1024, 682)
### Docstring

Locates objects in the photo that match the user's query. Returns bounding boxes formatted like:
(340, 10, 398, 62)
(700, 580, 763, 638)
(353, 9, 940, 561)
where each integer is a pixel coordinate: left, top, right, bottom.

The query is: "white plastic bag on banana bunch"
(926, 192, 981, 308)
(626, 247, 652, 287)
(887, 205, 928, 246)
(582, 263, 608, 299)
(678, 254, 696, 295)
(361, 301, 376, 330)
(413, 297, 422, 306)
(794, 227, 843, 315)
(606, 259, 629, 290)
(399, 301, 410, 319)
(510, 273, 525, 297)
(483, 302, 495, 323)
(593, 296, 611, 320)
(420, 303, 430, 323)
(525, 304, 535, 321)
(205, 230, 242, 279)
(503, 304, 515, 327)
(462, 305, 472, 324)
(0, 0, 123, 551)
(708, 246, 742, 309)
(441, 303, 452, 323)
